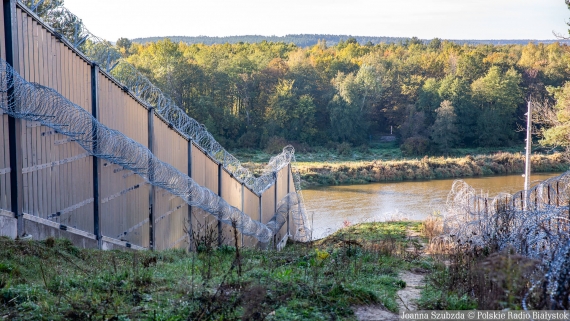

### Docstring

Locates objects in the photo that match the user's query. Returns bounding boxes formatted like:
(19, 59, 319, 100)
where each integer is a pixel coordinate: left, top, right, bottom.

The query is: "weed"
(0, 222, 430, 320)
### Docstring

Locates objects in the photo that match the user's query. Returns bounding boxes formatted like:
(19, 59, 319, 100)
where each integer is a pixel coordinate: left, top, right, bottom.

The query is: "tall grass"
(297, 152, 568, 186)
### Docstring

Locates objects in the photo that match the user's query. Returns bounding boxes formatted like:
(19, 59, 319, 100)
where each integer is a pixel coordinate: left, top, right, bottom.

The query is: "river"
(302, 172, 564, 239)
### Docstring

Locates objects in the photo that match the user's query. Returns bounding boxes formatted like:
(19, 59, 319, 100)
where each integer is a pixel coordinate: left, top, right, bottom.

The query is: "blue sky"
(63, 0, 569, 41)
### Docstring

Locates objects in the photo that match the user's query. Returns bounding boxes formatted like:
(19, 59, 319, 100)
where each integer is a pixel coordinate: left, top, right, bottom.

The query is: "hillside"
(131, 34, 570, 47)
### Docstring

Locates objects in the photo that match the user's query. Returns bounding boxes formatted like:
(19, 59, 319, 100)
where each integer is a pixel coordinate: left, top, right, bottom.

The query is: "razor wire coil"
(444, 172, 570, 309)
(0, 58, 311, 243)
(18, 0, 311, 241)
(20, 0, 306, 198)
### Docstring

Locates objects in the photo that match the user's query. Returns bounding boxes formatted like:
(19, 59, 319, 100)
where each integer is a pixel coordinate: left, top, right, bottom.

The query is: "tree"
(471, 66, 523, 146)
(430, 100, 459, 154)
(116, 37, 133, 57)
(23, 0, 63, 17)
(539, 83, 570, 152)
(428, 38, 442, 51)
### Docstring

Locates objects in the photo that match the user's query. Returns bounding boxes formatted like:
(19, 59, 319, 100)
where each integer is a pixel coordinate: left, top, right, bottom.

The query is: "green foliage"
(542, 83, 570, 149)
(430, 100, 459, 154)
(120, 39, 569, 151)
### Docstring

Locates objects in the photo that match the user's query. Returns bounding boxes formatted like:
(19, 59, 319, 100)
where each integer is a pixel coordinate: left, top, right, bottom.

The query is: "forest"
(131, 34, 567, 47)
(115, 37, 570, 155)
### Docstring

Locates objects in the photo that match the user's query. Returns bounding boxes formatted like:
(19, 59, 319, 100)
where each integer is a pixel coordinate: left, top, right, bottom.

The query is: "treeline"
(131, 34, 570, 48)
(116, 38, 570, 154)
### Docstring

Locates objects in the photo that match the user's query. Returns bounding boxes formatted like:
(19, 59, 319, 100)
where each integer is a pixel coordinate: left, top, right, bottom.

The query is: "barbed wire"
(444, 172, 570, 308)
(20, 0, 305, 197)
(19, 0, 311, 241)
(0, 58, 311, 243)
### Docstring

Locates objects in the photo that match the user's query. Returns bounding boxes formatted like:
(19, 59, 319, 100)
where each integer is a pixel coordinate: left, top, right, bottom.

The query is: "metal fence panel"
(153, 114, 189, 250)
(97, 72, 150, 248)
(221, 170, 242, 246)
(242, 187, 260, 248)
(15, 7, 94, 232)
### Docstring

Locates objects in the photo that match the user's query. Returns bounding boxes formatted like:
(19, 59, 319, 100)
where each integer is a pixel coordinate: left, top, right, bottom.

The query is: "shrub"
(237, 131, 260, 149)
(336, 142, 352, 156)
(400, 136, 430, 156)
(264, 136, 289, 154)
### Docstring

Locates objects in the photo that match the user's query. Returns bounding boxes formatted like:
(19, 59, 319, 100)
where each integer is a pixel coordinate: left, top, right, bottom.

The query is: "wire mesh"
(444, 172, 570, 309)
(0, 58, 311, 243)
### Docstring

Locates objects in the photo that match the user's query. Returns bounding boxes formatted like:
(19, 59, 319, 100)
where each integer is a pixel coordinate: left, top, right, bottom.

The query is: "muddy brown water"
(303, 172, 564, 239)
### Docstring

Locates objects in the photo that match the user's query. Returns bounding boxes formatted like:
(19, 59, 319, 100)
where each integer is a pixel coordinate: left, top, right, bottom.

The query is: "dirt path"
(397, 271, 425, 311)
(353, 271, 425, 321)
(354, 227, 426, 320)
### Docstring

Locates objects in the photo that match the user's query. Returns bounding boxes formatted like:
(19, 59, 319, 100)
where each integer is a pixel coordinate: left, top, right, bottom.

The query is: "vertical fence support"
(241, 182, 244, 246)
(148, 108, 155, 250)
(217, 163, 222, 246)
(91, 63, 101, 248)
(4, 0, 23, 237)
(287, 164, 291, 235)
(273, 172, 277, 248)
(187, 140, 194, 251)
(258, 194, 262, 248)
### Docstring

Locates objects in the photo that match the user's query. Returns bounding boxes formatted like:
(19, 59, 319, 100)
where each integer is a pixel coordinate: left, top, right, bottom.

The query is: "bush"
(336, 142, 352, 156)
(400, 136, 430, 156)
(237, 131, 260, 149)
(264, 136, 288, 154)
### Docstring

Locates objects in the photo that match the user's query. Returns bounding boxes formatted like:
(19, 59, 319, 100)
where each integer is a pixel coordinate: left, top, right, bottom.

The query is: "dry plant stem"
(232, 220, 242, 280)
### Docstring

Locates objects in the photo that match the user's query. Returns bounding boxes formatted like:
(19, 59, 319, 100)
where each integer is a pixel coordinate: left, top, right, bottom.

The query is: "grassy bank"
(296, 152, 568, 186)
(0, 222, 432, 320)
(233, 146, 568, 187)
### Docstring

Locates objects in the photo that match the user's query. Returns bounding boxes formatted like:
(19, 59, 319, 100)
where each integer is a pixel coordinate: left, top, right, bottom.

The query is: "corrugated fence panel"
(190, 144, 222, 247)
(289, 169, 298, 239)
(0, 110, 9, 214)
(14, 7, 94, 232)
(97, 72, 150, 248)
(0, 0, 7, 215)
(242, 188, 260, 248)
(153, 115, 189, 250)
(261, 185, 275, 245)
(221, 170, 242, 246)
(190, 144, 208, 247)
(275, 166, 289, 239)
(1, 4, 301, 250)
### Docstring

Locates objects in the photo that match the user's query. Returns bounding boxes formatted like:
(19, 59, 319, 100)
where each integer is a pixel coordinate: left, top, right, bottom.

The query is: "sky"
(62, 0, 569, 41)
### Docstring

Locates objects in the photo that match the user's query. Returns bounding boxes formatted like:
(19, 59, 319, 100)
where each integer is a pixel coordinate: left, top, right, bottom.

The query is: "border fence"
(0, 0, 307, 250)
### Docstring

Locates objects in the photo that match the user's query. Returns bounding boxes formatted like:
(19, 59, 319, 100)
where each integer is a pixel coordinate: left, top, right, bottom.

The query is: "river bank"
(235, 147, 568, 187)
(296, 152, 568, 187)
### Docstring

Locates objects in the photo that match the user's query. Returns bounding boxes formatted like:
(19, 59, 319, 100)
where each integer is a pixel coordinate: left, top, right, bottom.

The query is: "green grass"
(0, 221, 433, 320)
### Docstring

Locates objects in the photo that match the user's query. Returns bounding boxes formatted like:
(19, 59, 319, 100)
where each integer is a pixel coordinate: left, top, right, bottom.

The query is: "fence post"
(4, 0, 24, 237)
(273, 171, 277, 248)
(217, 163, 222, 246)
(91, 63, 101, 248)
(241, 182, 244, 246)
(148, 108, 155, 250)
(258, 194, 262, 247)
(287, 164, 291, 235)
(187, 140, 193, 251)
